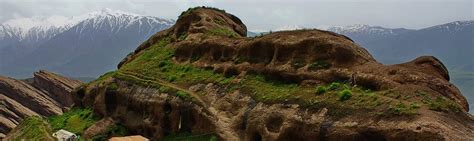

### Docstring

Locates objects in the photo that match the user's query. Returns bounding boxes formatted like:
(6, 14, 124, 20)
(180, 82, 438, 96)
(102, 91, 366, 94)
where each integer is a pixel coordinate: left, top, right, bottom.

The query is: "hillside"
(319, 21, 474, 112)
(64, 7, 474, 140)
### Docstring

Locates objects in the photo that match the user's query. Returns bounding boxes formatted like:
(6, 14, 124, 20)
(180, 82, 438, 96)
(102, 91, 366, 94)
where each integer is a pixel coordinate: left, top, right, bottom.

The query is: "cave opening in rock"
(360, 131, 387, 141)
(104, 91, 117, 114)
(251, 132, 262, 141)
(179, 106, 195, 133)
(266, 116, 283, 133)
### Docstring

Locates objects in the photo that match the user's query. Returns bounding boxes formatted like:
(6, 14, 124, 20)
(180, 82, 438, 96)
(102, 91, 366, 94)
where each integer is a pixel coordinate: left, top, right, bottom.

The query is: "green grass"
(10, 116, 52, 141)
(49, 108, 99, 136)
(338, 89, 352, 101)
(176, 91, 191, 100)
(387, 102, 419, 115)
(87, 71, 117, 86)
(120, 37, 234, 87)
(328, 82, 341, 90)
(207, 27, 238, 38)
(426, 97, 462, 112)
(163, 132, 218, 141)
(315, 86, 327, 95)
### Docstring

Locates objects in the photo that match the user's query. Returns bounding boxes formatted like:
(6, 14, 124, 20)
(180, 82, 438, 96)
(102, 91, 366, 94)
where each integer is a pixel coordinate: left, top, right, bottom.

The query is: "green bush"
(107, 82, 119, 91)
(338, 89, 352, 101)
(428, 97, 461, 112)
(315, 86, 327, 95)
(328, 82, 341, 90)
(176, 91, 190, 99)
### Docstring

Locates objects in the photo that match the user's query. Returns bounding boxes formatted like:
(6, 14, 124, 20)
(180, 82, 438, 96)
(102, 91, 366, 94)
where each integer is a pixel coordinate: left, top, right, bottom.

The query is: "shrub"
(176, 91, 190, 99)
(328, 82, 341, 90)
(315, 86, 327, 95)
(107, 82, 119, 91)
(338, 89, 352, 101)
(159, 86, 171, 93)
(428, 97, 461, 112)
(167, 75, 178, 82)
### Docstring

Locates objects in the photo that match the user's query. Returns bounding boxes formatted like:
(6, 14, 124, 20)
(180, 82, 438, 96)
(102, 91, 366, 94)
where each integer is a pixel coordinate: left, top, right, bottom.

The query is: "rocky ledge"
(77, 7, 473, 140)
(0, 70, 82, 137)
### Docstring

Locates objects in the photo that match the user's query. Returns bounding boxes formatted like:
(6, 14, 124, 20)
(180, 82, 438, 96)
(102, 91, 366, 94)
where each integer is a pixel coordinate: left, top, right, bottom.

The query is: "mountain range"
(0, 8, 174, 78)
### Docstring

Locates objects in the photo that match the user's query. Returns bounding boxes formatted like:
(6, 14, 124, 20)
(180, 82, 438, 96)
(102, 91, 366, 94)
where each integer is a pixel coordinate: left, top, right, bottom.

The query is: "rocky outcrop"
(0, 70, 82, 137)
(80, 7, 474, 140)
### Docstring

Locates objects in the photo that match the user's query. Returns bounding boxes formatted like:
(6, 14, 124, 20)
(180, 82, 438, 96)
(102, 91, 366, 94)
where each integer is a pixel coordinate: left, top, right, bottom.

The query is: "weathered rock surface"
(0, 70, 82, 137)
(80, 7, 474, 140)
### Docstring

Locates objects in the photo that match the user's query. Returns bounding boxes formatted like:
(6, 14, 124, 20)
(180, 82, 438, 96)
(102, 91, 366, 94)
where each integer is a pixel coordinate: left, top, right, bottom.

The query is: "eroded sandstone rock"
(0, 70, 82, 136)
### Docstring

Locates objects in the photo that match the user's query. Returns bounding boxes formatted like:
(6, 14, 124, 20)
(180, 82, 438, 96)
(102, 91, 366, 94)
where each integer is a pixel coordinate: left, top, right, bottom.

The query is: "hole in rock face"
(179, 106, 195, 132)
(356, 78, 381, 91)
(277, 128, 305, 141)
(259, 71, 301, 85)
(251, 132, 262, 141)
(266, 116, 283, 133)
(360, 131, 387, 141)
(164, 103, 172, 114)
(104, 91, 117, 114)
(76, 88, 85, 99)
(224, 67, 239, 77)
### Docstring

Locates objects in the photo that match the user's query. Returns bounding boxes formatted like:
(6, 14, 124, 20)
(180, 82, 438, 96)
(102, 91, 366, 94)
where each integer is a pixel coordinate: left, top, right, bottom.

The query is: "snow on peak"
(3, 15, 78, 34)
(424, 20, 474, 32)
(84, 8, 141, 18)
(1, 8, 173, 40)
(317, 24, 388, 33)
(274, 25, 304, 31)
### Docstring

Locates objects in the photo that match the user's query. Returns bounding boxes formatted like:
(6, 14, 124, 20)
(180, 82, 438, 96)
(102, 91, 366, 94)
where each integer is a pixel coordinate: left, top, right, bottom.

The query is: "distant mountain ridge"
(0, 8, 174, 78)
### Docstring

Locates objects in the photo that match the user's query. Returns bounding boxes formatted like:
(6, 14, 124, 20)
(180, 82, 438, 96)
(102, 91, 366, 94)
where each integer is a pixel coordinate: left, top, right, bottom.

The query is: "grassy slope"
(7, 108, 99, 141)
(48, 108, 99, 136)
(6, 116, 54, 141)
(8, 108, 131, 141)
(103, 35, 463, 118)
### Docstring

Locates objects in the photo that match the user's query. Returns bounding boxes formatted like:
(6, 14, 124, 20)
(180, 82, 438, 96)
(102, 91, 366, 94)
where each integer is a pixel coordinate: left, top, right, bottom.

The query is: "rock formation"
(0, 70, 82, 137)
(78, 7, 474, 140)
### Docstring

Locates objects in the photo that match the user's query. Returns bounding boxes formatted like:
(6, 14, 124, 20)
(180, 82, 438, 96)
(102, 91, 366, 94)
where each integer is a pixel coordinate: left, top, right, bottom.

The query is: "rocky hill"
(72, 7, 474, 140)
(0, 70, 82, 137)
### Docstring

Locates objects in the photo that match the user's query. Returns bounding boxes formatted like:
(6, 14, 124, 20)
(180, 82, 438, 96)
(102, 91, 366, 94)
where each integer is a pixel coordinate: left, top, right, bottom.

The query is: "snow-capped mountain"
(0, 8, 174, 78)
(318, 24, 412, 37)
(274, 25, 304, 31)
(421, 20, 473, 33)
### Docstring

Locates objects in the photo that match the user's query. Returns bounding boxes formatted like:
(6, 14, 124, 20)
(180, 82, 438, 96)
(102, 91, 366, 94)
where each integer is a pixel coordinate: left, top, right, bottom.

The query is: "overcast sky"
(0, 0, 472, 30)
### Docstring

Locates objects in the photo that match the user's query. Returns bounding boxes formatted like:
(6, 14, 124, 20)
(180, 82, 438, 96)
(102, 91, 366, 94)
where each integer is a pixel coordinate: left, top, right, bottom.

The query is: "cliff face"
(78, 7, 474, 140)
(0, 70, 82, 137)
